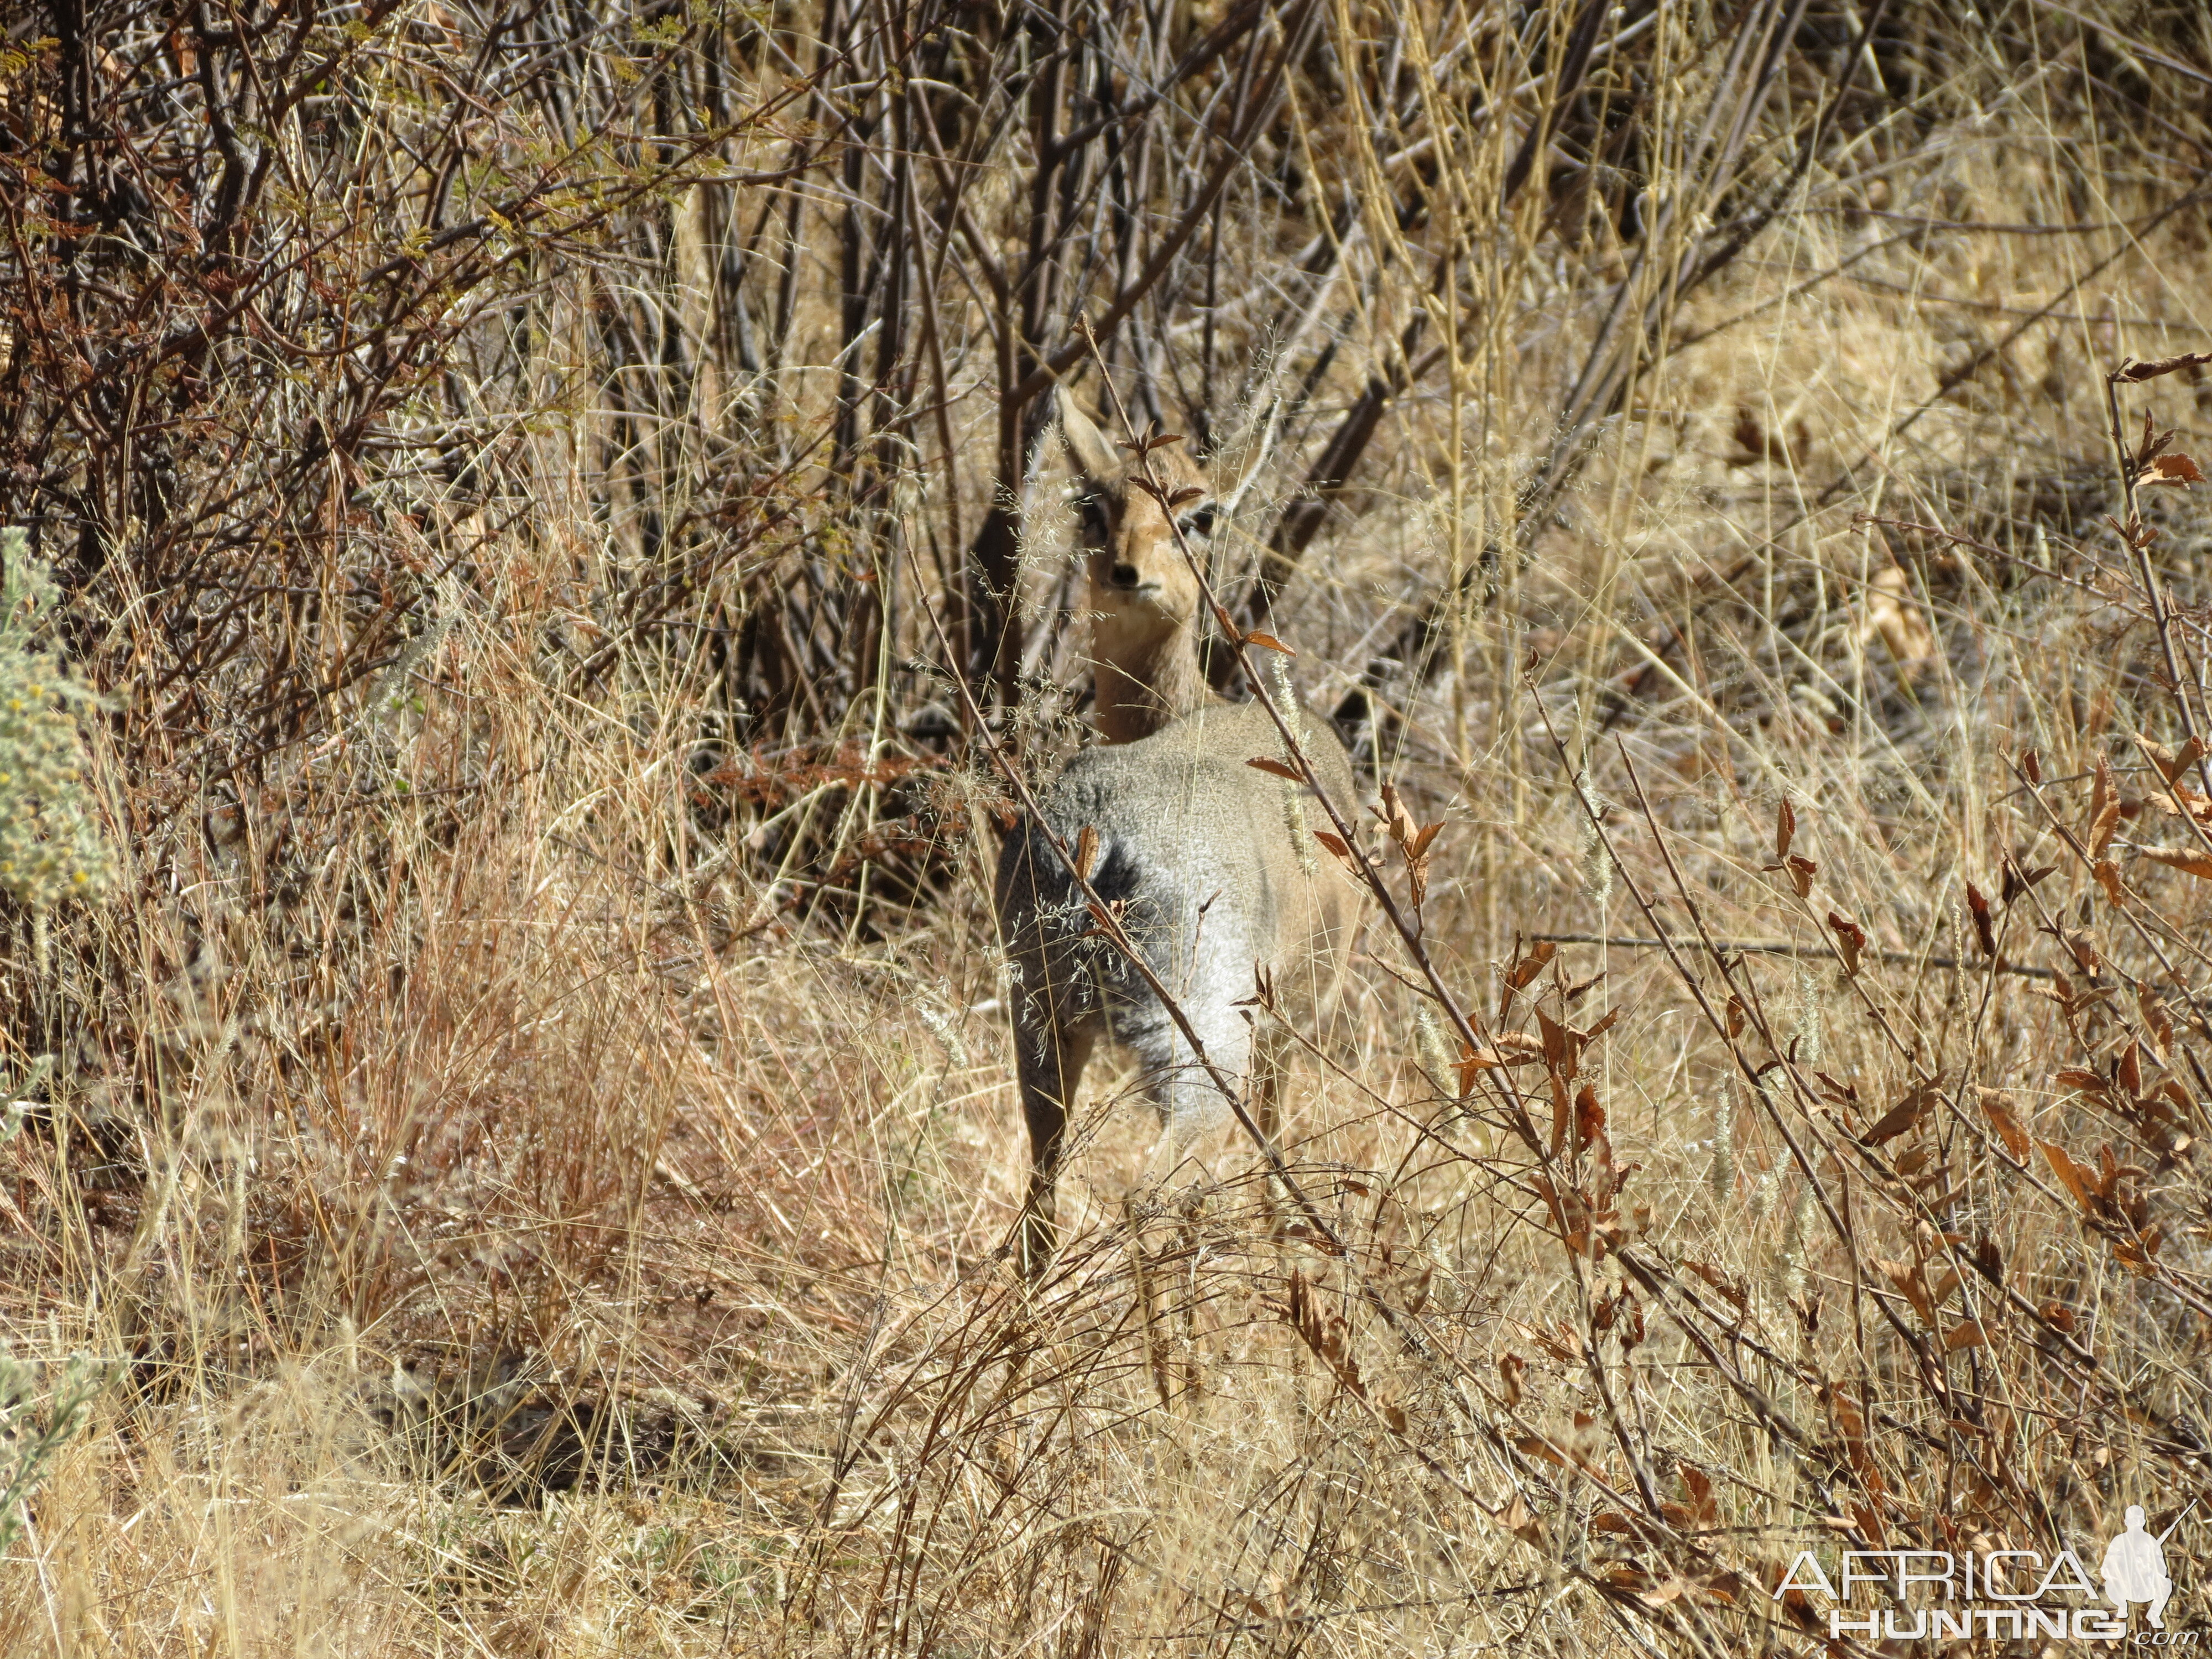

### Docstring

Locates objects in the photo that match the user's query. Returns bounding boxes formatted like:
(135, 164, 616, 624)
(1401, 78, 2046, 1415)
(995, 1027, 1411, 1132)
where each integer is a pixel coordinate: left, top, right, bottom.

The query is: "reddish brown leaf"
(2091, 859, 2126, 905)
(2040, 1140, 2095, 1213)
(1574, 1083, 1606, 1152)
(2117, 349, 2212, 382)
(1458, 1033, 1546, 1092)
(1827, 911, 1867, 976)
(1776, 798, 1796, 862)
(1282, 1269, 1366, 1395)
(1615, 1292, 1645, 1349)
(1453, 1051, 1484, 1098)
(2159, 1076, 2197, 1128)
(1507, 941, 1557, 990)
(1784, 854, 1817, 898)
(1244, 631, 1295, 654)
(1681, 1464, 1718, 1526)
(1500, 941, 1556, 1016)
(2140, 844, 2212, 880)
(1876, 1256, 1935, 1324)
(2089, 755, 2120, 859)
(1978, 1088, 2031, 1157)
(2148, 784, 2212, 825)
(2138, 984, 2176, 1057)
(1072, 823, 1099, 880)
(2001, 858, 2057, 905)
(1684, 1259, 1749, 1310)
(1496, 1489, 1543, 1545)
(1515, 1434, 1571, 1470)
(1498, 1352, 1525, 1407)
(2142, 734, 2206, 786)
(2142, 453, 2205, 487)
(1966, 881, 1995, 956)
(1246, 756, 1301, 781)
(1860, 1084, 1937, 1146)
(1376, 782, 1418, 849)
(1537, 1008, 1578, 1079)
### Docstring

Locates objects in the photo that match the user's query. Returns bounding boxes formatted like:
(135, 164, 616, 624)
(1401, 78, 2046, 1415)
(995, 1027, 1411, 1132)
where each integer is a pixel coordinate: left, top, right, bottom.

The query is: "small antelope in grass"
(994, 399, 1361, 1278)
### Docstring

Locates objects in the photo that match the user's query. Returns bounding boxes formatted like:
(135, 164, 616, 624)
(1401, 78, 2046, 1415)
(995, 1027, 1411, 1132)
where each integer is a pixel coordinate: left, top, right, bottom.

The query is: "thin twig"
(1531, 932, 2056, 981)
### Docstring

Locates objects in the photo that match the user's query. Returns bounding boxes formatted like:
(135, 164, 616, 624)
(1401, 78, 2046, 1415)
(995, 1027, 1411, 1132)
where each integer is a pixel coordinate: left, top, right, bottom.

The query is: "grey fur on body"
(997, 698, 1360, 1277)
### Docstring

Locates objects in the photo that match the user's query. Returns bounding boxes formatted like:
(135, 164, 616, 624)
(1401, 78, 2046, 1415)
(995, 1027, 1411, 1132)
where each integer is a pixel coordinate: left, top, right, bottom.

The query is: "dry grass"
(4, 0, 2212, 1653)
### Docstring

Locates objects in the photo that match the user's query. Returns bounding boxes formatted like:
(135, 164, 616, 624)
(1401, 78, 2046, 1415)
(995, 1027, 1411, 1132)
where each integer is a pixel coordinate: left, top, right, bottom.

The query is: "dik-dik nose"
(1110, 561, 1142, 588)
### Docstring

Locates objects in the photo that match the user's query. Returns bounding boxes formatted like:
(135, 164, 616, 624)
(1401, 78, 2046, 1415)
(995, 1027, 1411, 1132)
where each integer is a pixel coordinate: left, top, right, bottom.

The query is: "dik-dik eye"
(1177, 502, 1218, 539)
(1077, 494, 1111, 543)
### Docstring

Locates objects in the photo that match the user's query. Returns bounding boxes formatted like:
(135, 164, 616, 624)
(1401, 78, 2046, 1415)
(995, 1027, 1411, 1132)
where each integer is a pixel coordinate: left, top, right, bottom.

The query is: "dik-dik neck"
(1093, 623, 1214, 744)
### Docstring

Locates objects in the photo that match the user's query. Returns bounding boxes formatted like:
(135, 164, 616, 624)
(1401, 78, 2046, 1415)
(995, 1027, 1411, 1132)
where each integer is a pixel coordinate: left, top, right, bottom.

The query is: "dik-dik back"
(995, 399, 1361, 1275)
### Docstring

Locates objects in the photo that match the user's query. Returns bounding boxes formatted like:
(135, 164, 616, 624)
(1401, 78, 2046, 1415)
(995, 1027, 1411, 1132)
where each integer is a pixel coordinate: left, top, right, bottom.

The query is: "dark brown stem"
(2104, 363, 2212, 806)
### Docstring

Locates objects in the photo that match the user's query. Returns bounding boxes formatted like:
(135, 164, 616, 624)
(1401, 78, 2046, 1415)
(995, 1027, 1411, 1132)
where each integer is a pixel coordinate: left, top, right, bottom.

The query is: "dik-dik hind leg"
(1129, 1010, 1260, 1402)
(1015, 1018, 1093, 1281)
(1126, 1126, 1210, 1410)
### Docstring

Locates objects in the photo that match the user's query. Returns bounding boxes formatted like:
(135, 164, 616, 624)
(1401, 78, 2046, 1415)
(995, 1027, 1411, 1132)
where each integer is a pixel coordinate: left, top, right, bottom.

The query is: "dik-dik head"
(1060, 399, 1219, 658)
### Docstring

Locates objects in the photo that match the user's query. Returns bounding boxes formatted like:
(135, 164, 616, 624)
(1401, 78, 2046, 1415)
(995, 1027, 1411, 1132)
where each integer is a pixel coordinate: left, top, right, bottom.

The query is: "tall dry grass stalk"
(2, 0, 2211, 1651)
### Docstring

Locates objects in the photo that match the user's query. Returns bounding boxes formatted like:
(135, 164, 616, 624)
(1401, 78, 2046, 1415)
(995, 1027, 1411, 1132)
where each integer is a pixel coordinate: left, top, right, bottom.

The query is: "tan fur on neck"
(1093, 625, 1214, 743)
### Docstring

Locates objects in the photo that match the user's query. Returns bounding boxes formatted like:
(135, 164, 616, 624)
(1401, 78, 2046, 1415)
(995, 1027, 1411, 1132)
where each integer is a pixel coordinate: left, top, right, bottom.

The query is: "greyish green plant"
(0, 1345, 111, 1556)
(0, 529, 114, 907)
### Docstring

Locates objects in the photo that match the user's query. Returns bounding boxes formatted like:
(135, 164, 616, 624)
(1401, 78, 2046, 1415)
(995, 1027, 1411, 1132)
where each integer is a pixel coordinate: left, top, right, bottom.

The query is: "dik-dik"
(995, 400, 1361, 1277)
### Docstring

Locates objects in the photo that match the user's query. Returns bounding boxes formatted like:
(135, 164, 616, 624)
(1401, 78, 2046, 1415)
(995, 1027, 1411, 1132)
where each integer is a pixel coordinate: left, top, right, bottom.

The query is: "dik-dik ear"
(1058, 394, 1123, 488)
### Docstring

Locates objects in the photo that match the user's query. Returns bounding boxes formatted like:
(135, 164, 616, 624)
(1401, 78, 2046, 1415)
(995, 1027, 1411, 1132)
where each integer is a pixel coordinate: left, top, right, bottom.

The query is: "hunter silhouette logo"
(1775, 1504, 2194, 1644)
(2105, 1504, 2191, 1630)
